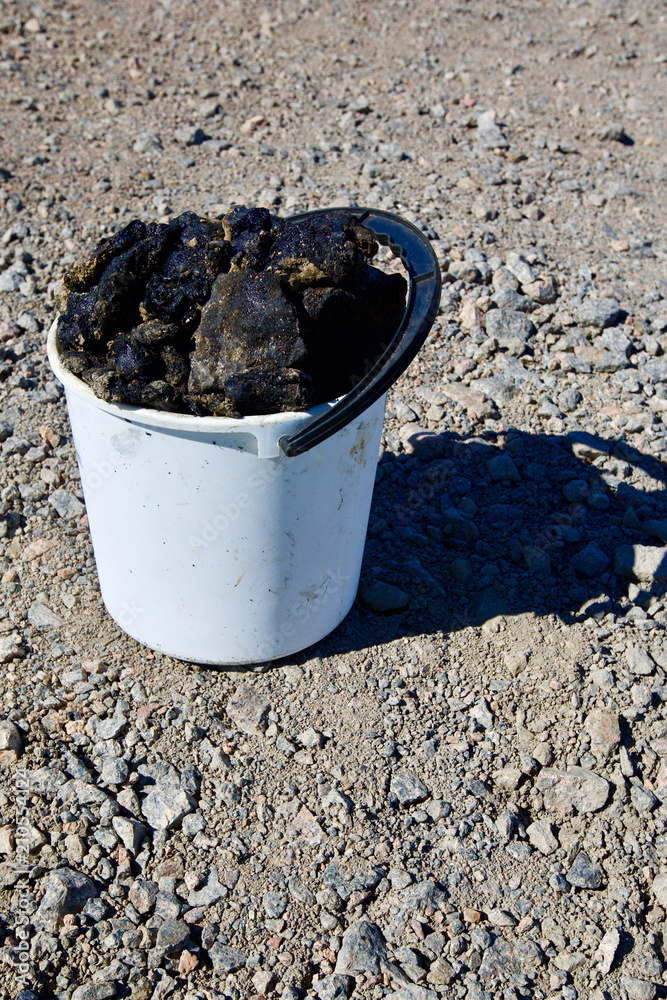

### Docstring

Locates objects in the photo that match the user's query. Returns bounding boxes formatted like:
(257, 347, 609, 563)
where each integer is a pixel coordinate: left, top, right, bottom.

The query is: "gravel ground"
(1, 1, 667, 999)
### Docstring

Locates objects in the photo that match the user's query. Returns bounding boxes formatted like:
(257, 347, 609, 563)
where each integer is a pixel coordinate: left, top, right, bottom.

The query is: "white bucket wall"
(47, 323, 385, 665)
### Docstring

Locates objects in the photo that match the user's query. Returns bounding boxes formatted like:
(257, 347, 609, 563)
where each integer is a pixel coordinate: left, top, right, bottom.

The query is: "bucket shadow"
(291, 425, 667, 660)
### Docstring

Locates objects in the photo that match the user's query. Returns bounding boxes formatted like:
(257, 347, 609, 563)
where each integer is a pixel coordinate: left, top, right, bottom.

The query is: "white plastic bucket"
(47, 321, 386, 665)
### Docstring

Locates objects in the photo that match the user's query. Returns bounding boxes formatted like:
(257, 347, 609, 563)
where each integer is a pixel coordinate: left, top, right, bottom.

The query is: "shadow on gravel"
(293, 426, 667, 662)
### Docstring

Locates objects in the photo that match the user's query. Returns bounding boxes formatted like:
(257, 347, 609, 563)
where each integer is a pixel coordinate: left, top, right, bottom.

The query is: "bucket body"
(47, 323, 385, 665)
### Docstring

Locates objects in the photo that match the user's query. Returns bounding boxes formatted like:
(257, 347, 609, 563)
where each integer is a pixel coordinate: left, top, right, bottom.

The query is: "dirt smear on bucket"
(56, 207, 407, 416)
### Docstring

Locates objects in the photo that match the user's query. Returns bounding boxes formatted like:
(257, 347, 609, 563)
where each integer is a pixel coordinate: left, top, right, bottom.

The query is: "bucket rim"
(46, 318, 338, 432)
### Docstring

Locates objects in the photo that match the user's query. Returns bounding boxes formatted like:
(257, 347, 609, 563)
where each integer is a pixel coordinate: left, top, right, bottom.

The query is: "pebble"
(34, 867, 99, 931)
(0, 636, 25, 663)
(155, 917, 191, 955)
(48, 488, 85, 519)
(572, 541, 610, 577)
(187, 867, 226, 907)
(100, 756, 129, 785)
(535, 767, 610, 815)
(27, 601, 65, 629)
(615, 545, 667, 583)
(620, 976, 657, 1000)
(626, 645, 655, 676)
(630, 783, 659, 813)
(526, 820, 559, 855)
(313, 974, 355, 1000)
(594, 927, 620, 975)
(0, 720, 23, 754)
(476, 110, 509, 150)
(141, 785, 196, 830)
(574, 297, 622, 328)
(650, 873, 667, 907)
(485, 309, 536, 352)
(565, 851, 603, 889)
(487, 452, 520, 482)
(388, 988, 438, 1000)
(335, 919, 387, 975)
(360, 580, 410, 613)
(208, 941, 245, 973)
(129, 879, 159, 913)
(71, 986, 117, 1000)
(111, 817, 147, 855)
(390, 771, 429, 807)
(93, 716, 127, 741)
(226, 683, 270, 735)
(584, 708, 621, 757)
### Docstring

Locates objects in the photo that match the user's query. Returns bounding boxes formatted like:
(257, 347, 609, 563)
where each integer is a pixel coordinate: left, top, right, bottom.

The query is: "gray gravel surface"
(1, 1, 667, 999)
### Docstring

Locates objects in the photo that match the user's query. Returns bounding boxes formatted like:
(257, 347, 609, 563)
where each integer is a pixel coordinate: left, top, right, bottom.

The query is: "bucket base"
(102, 589, 356, 666)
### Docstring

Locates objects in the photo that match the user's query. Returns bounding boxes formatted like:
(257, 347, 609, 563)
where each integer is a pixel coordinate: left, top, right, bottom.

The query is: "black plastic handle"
(279, 207, 441, 457)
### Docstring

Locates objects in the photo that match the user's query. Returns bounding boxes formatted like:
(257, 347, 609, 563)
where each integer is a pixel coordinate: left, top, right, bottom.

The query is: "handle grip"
(279, 207, 441, 457)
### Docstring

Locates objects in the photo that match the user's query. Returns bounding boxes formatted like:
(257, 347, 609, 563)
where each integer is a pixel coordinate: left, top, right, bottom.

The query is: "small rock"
(34, 867, 98, 931)
(188, 867, 226, 907)
(262, 890, 288, 917)
(653, 874, 667, 911)
(620, 976, 657, 1000)
(27, 601, 65, 630)
(388, 989, 438, 1000)
(0, 720, 23, 754)
(133, 132, 163, 153)
(486, 309, 536, 351)
(111, 817, 147, 855)
(390, 771, 429, 807)
(615, 545, 667, 583)
(156, 918, 190, 955)
(94, 716, 127, 741)
(505, 252, 537, 284)
(313, 973, 355, 1000)
(71, 985, 117, 1000)
(100, 756, 129, 785)
(0, 827, 15, 853)
(594, 927, 620, 975)
(597, 123, 630, 143)
(208, 941, 245, 973)
(626, 645, 655, 676)
(476, 110, 509, 149)
(226, 683, 270, 735)
(575, 297, 622, 328)
(526, 820, 559, 855)
(48, 489, 85, 520)
(566, 851, 603, 889)
(129, 879, 159, 914)
(252, 969, 276, 997)
(572, 541, 609, 577)
(585, 708, 621, 757)
(0, 636, 25, 663)
(141, 786, 196, 831)
(289, 804, 325, 845)
(399, 426, 444, 460)
(488, 452, 520, 482)
(523, 275, 558, 304)
(493, 766, 524, 791)
(360, 581, 409, 613)
(631, 783, 659, 813)
(182, 812, 206, 836)
(487, 908, 517, 927)
(536, 767, 610, 815)
(335, 919, 387, 975)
